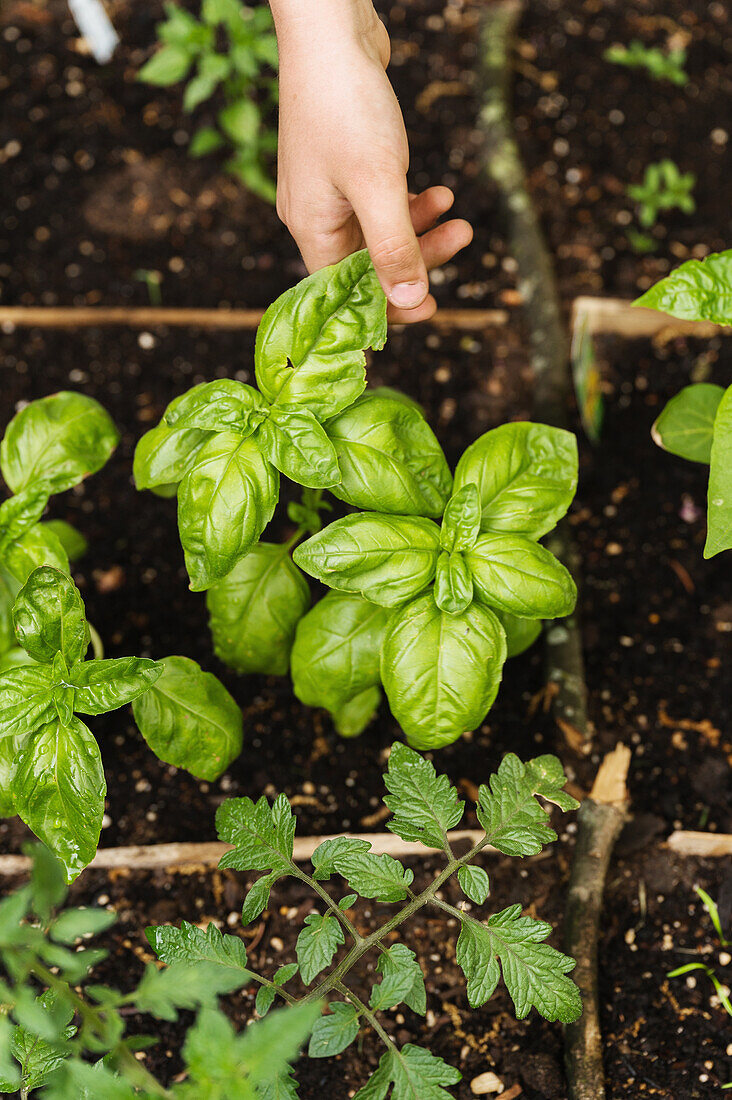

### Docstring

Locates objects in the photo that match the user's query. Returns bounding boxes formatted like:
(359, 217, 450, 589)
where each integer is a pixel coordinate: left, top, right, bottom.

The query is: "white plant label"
(68, 0, 119, 64)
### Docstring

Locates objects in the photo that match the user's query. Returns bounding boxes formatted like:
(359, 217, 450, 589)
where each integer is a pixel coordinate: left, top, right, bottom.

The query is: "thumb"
(352, 178, 429, 311)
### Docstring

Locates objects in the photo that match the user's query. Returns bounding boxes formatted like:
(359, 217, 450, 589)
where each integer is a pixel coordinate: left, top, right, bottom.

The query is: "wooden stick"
(0, 306, 508, 331)
(666, 830, 732, 858)
(564, 746, 631, 1100)
(572, 296, 727, 339)
(0, 829, 487, 877)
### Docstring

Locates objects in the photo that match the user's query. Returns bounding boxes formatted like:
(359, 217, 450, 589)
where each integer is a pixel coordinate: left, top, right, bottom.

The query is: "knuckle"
(370, 235, 420, 273)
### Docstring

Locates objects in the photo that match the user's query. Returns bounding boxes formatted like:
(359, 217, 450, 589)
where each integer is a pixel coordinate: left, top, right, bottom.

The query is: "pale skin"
(269, 0, 473, 323)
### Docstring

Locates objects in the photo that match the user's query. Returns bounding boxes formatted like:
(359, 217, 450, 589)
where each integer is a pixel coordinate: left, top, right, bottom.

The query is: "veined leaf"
(134, 961, 246, 1022)
(41, 520, 88, 562)
(634, 249, 732, 323)
(433, 550, 473, 615)
(296, 913, 345, 984)
(476, 753, 578, 856)
(457, 865, 490, 905)
(497, 610, 542, 658)
(0, 664, 55, 739)
(164, 379, 268, 436)
(257, 405, 341, 488)
(12, 566, 89, 667)
(255, 250, 387, 420)
(8, 990, 76, 1094)
(133, 421, 212, 494)
(651, 384, 724, 464)
(69, 657, 163, 715)
(0, 486, 49, 551)
(466, 534, 577, 619)
(353, 1044, 461, 1100)
(310, 836, 371, 881)
(331, 849, 414, 903)
(4, 524, 70, 586)
(705, 384, 732, 557)
(146, 920, 253, 981)
(440, 484, 481, 552)
(383, 742, 464, 851)
(217, 792, 296, 875)
(308, 1001, 360, 1059)
(374, 943, 426, 1015)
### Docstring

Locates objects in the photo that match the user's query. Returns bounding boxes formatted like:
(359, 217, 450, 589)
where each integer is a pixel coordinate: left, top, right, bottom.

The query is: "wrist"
(271, 0, 382, 57)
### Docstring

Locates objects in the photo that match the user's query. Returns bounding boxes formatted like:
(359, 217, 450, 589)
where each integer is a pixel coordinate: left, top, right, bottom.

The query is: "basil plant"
(135, 250, 579, 750)
(637, 248, 732, 557)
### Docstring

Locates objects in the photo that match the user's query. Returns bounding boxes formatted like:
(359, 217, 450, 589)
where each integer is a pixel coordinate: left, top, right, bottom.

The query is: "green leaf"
(0, 486, 49, 550)
(338, 894, 357, 911)
(134, 960, 245, 1021)
(178, 432, 279, 591)
(373, 943, 426, 1014)
(27, 842, 68, 922)
(255, 250, 387, 420)
(296, 913, 345, 984)
(308, 1001, 360, 1058)
(138, 43, 193, 85)
(475, 753, 578, 857)
(12, 566, 89, 667)
(50, 906, 116, 943)
(46, 1060, 137, 1099)
(131, 655, 242, 781)
(651, 383, 724, 464)
(466, 534, 577, 619)
(1, 392, 119, 495)
(13, 715, 105, 882)
(290, 592, 389, 735)
(190, 126, 225, 157)
(453, 422, 578, 540)
(457, 865, 490, 905)
(133, 420, 212, 493)
(433, 550, 473, 615)
(383, 742, 463, 850)
(41, 520, 87, 562)
(257, 405, 341, 488)
(634, 248, 732, 323)
(440, 484, 481, 551)
(235, 1002, 320, 1093)
(146, 920, 253, 981)
(241, 870, 280, 924)
(705, 384, 732, 557)
(310, 836, 371, 881)
(69, 656, 163, 715)
(184, 51, 230, 111)
(217, 792, 295, 876)
(164, 380, 268, 436)
(293, 514, 441, 608)
(353, 1045, 461, 1100)
(380, 593, 507, 750)
(219, 98, 260, 145)
(0, 663, 55, 738)
(9, 990, 76, 1093)
(256, 983, 276, 1017)
(207, 544, 310, 676)
(0, 566, 19, 655)
(4, 523, 70, 585)
(497, 611, 542, 658)
(330, 849, 414, 903)
(455, 905, 581, 1022)
(325, 393, 452, 517)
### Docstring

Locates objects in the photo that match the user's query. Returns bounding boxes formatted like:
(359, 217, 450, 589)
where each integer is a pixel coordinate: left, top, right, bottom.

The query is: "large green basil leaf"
(0, 647, 34, 671)
(1, 392, 119, 495)
(497, 611, 543, 658)
(13, 715, 105, 882)
(131, 655, 242, 781)
(69, 657, 163, 715)
(254, 250, 387, 420)
(380, 593, 507, 750)
(652, 384, 724, 465)
(290, 592, 389, 737)
(207, 544, 310, 675)
(0, 487, 49, 551)
(634, 249, 732, 323)
(0, 567, 19, 656)
(164, 379, 269, 435)
(40, 520, 88, 562)
(434, 550, 473, 615)
(257, 406, 341, 488)
(324, 393, 452, 517)
(177, 432, 279, 591)
(440, 484, 481, 552)
(453, 423, 578, 539)
(0, 732, 21, 816)
(0, 664, 55, 738)
(705, 384, 732, 557)
(293, 514, 441, 608)
(134, 422, 213, 497)
(12, 567, 89, 668)
(3, 524, 69, 585)
(467, 534, 576, 619)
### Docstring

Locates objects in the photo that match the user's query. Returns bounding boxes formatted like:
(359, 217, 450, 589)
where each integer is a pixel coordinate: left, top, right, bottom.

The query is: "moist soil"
(1, 0, 730, 312)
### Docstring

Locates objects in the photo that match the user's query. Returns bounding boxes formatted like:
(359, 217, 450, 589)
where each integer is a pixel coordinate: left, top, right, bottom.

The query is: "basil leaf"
(293, 514, 441, 608)
(0, 664, 55, 739)
(257, 405, 341, 488)
(207, 543, 310, 675)
(13, 715, 105, 882)
(651, 384, 724, 464)
(705, 384, 732, 558)
(69, 657, 163, 715)
(4, 524, 70, 586)
(0, 733, 21, 815)
(290, 592, 389, 736)
(0, 567, 20, 656)
(255, 250, 387, 420)
(634, 248, 732, 323)
(325, 393, 452, 517)
(497, 610, 542, 658)
(12, 567, 89, 667)
(0, 487, 49, 551)
(41, 520, 87, 562)
(131, 655, 242, 780)
(440, 484, 481, 552)
(164, 379, 269, 435)
(453, 422, 578, 539)
(178, 432, 279, 591)
(380, 593, 507, 750)
(1, 392, 119, 495)
(433, 550, 473, 615)
(466, 534, 577, 619)
(133, 422, 212, 494)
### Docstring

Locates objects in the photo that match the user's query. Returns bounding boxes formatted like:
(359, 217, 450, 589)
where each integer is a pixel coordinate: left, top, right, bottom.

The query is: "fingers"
(388, 294, 437, 325)
(386, 215, 473, 324)
(295, 219, 363, 275)
(351, 178, 430, 312)
(408, 186, 455, 235)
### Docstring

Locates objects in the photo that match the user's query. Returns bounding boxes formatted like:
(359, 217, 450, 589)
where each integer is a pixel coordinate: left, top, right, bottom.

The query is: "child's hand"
(271, 0, 472, 323)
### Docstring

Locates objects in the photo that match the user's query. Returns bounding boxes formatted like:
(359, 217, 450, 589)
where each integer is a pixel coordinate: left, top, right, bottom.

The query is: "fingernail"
(389, 281, 428, 309)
